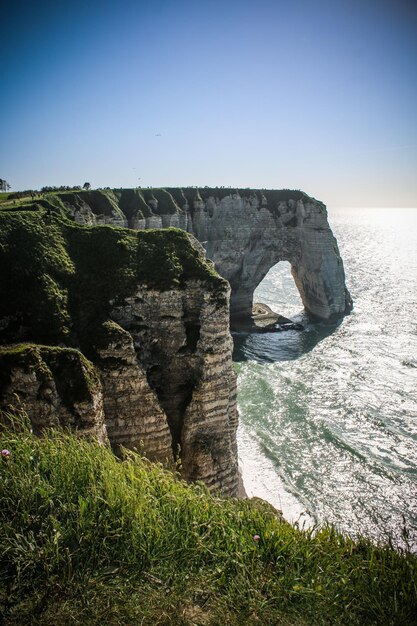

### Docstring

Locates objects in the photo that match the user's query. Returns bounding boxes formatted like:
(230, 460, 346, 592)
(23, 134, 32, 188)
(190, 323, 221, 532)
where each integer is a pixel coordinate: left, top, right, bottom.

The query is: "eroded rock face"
(110, 281, 239, 495)
(0, 345, 108, 444)
(62, 188, 352, 321)
(0, 286, 239, 495)
(93, 321, 173, 464)
(191, 195, 352, 321)
(61, 190, 128, 228)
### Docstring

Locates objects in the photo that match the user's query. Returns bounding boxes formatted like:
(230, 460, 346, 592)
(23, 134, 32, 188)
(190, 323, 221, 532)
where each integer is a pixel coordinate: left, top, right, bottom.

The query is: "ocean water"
(234, 207, 417, 550)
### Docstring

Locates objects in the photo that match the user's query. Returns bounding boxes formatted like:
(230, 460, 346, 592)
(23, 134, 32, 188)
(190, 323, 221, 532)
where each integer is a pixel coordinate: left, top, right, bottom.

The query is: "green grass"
(0, 422, 416, 625)
(0, 193, 12, 204)
(176, 187, 319, 208)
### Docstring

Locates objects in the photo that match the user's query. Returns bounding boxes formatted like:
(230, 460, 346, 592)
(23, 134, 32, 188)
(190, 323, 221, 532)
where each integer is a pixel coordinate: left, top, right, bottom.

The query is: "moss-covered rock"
(0, 343, 99, 402)
(0, 211, 225, 350)
(0, 344, 107, 441)
(0, 212, 75, 342)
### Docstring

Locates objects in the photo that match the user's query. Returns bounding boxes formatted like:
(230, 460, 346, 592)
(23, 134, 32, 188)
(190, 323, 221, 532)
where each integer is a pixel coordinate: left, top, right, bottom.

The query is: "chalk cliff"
(109, 284, 238, 493)
(0, 215, 238, 495)
(0, 186, 351, 497)
(64, 187, 352, 321)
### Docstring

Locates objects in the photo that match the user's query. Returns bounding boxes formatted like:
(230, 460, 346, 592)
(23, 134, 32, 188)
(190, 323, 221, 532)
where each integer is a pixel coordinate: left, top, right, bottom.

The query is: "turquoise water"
(234, 208, 417, 549)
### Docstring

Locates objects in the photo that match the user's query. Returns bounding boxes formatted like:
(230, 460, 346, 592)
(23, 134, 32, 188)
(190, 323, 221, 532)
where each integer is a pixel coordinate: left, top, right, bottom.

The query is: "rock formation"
(0, 344, 108, 443)
(63, 187, 352, 322)
(0, 214, 239, 496)
(93, 320, 173, 463)
(109, 284, 238, 493)
(190, 192, 352, 321)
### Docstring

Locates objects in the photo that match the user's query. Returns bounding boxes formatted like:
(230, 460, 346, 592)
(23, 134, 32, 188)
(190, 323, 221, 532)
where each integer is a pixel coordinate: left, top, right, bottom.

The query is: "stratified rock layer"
(93, 321, 173, 463)
(110, 282, 238, 494)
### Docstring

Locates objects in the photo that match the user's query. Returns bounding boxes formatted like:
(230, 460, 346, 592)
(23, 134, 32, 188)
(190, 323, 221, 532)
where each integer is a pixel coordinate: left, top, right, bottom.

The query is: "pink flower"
(1, 449, 11, 458)
(253, 534, 260, 542)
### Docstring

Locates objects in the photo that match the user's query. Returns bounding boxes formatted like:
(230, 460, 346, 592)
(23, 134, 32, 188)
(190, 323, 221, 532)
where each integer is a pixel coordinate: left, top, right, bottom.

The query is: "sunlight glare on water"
(235, 208, 417, 549)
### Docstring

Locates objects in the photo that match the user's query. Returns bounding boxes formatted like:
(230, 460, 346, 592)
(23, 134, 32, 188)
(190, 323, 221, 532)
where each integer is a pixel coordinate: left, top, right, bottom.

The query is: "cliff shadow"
(232, 315, 343, 363)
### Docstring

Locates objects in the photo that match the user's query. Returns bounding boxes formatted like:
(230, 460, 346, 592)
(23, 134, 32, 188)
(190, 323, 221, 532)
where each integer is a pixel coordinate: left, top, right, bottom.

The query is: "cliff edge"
(0, 212, 239, 496)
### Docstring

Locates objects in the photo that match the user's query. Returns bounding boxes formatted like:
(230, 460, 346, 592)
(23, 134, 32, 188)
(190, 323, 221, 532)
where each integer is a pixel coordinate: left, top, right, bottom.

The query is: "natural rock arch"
(185, 192, 352, 322)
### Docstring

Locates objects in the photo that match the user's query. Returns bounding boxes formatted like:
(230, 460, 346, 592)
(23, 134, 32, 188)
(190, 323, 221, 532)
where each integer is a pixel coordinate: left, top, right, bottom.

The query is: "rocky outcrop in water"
(61, 187, 352, 322)
(192, 193, 352, 321)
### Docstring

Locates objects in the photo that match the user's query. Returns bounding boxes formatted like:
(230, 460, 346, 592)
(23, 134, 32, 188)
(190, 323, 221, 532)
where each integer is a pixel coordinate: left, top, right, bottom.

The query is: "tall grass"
(1, 421, 416, 625)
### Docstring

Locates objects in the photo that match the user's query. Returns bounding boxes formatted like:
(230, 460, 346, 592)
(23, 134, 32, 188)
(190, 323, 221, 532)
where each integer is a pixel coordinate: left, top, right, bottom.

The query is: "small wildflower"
(253, 534, 260, 542)
(1, 449, 11, 459)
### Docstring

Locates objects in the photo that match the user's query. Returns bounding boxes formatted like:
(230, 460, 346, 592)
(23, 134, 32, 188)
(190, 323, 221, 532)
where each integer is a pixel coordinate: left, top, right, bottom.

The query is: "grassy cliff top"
(0, 187, 324, 221)
(0, 211, 225, 349)
(0, 423, 415, 625)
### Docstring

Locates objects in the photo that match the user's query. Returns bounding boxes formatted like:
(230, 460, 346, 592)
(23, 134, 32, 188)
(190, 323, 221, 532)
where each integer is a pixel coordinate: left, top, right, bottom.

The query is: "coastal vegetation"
(1, 421, 416, 625)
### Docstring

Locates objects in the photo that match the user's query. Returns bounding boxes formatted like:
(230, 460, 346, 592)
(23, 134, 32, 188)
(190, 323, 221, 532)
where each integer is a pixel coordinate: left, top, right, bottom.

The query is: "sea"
(234, 207, 417, 551)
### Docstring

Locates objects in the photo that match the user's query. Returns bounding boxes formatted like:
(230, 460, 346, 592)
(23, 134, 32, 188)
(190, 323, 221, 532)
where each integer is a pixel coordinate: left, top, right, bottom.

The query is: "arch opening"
(253, 261, 303, 324)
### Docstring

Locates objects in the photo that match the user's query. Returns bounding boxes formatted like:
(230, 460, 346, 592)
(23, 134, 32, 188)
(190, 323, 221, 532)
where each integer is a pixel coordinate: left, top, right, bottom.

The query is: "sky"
(1, 0, 416, 207)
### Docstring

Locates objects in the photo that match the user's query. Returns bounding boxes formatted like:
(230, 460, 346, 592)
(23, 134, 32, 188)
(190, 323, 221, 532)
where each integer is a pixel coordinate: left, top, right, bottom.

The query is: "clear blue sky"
(1, 0, 416, 207)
